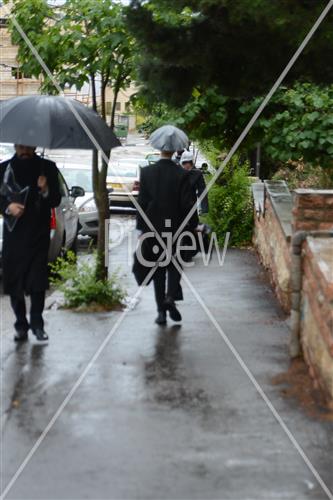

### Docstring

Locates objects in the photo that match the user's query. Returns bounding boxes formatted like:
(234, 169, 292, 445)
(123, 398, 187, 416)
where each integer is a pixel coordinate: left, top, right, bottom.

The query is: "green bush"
(206, 162, 253, 247)
(239, 83, 333, 175)
(49, 252, 126, 311)
(273, 159, 333, 189)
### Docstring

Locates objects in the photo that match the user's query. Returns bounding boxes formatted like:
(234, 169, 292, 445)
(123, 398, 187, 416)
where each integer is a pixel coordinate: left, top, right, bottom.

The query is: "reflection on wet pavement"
(145, 325, 211, 412)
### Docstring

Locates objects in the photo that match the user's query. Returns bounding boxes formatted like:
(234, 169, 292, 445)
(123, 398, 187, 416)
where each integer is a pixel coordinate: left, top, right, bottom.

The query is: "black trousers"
(153, 261, 182, 312)
(10, 292, 45, 332)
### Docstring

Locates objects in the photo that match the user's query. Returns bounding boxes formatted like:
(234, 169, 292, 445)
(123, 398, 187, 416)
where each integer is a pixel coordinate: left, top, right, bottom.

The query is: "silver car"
(58, 164, 98, 238)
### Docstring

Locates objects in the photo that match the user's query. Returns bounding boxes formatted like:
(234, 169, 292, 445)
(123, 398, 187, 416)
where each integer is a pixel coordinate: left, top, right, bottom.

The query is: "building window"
(106, 102, 122, 114)
(0, 18, 8, 28)
(11, 67, 24, 79)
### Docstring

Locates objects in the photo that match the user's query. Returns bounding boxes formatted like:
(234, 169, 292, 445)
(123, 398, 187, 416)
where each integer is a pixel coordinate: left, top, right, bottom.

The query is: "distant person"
(134, 148, 198, 325)
(0, 145, 61, 342)
(180, 151, 209, 215)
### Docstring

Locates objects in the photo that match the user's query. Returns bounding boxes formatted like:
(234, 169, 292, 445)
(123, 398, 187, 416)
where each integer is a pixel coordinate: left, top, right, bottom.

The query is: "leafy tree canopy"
(9, 0, 135, 122)
(126, 0, 333, 106)
(7, 0, 137, 280)
(239, 82, 333, 168)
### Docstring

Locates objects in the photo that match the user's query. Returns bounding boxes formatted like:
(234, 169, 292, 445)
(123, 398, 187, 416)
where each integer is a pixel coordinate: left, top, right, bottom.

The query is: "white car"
(107, 158, 149, 210)
(58, 164, 98, 238)
(0, 143, 15, 163)
(58, 158, 149, 238)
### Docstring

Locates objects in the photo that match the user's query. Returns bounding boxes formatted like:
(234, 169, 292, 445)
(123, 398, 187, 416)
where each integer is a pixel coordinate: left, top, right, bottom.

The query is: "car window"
(108, 164, 138, 177)
(0, 143, 14, 160)
(61, 168, 92, 192)
(58, 171, 69, 197)
(146, 154, 160, 162)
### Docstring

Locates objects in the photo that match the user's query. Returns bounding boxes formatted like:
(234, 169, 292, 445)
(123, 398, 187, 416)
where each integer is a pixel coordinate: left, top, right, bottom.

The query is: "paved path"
(1, 243, 332, 499)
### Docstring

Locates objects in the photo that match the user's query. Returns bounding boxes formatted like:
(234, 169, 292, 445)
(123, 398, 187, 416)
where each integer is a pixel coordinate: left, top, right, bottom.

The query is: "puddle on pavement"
(144, 325, 212, 412)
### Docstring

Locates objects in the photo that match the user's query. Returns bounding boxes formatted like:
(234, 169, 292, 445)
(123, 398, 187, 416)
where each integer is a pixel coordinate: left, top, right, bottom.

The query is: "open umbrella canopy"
(149, 125, 189, 152)
(0, 95, 121, 150)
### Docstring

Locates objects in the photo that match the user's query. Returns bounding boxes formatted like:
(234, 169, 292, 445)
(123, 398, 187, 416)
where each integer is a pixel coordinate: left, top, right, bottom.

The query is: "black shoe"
(155, 311, 167, 325)
(164, 297, 182, 322)
(32, 328, 49, 341)
(14, 330, 28, 342)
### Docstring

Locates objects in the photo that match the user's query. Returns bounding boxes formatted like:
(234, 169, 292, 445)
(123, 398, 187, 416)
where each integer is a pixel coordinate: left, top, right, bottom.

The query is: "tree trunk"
(95, 193, 109, 281)
(101, 77, 108, 122)
(93, 149, 111, 282)
(91, 73, 111, 281)
(110, 84, 120, 130)
(90, 73, 97, 112)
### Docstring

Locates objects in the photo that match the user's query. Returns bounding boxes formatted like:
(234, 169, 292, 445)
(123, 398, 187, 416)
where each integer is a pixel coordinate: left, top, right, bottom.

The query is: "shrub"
(239, 82, 333, 176)
(49, 252, 126, 311)
(273, 159, 333, 189)
(206, 161, 253, 247)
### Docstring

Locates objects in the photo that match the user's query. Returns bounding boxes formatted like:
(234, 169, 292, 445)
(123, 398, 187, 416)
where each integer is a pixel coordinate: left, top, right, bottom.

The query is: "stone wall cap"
(263, 180, 292, 239)
(252, 183, 265, 216)
(294, 189, 333, 195)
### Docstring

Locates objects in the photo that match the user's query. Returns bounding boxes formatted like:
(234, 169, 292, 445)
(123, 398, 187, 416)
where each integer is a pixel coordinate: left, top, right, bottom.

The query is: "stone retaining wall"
(252, 184, 333, 400)
(252, 181, 292, 311)
(301, 237, 333, 399)
(293, 189, 333, 232)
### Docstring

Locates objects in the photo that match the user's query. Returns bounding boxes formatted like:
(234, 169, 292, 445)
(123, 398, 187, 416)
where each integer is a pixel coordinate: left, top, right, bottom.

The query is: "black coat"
(0, 154, 61, 296)
(188, 167, 209, 214)
(133, 159, 198, 285)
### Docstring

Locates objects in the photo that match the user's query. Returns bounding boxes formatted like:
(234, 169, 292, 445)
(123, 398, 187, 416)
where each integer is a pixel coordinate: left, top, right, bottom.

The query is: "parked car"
(59, 158, 148, 238)
(145, 152, 160, 164)
(59, 164, 99, 238)
(0, 143, 15, 163)
(0, 168, 84, 267)
(107, 158, 149, 209)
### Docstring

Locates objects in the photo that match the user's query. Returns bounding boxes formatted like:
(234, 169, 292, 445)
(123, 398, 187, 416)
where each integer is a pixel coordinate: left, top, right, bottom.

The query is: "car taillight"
(133, 180, 140, 191)
(50, 208, 57, 229)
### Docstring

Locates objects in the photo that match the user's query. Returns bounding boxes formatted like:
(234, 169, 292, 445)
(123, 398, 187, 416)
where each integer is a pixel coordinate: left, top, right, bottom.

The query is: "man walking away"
(180, 151, 209, 215)
(135, 148, 198, 325)
(0, 145, 61, 342)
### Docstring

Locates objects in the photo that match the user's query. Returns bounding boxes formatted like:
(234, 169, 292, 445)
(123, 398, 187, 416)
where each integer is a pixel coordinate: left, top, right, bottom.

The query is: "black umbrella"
(0, 95, 121, 150)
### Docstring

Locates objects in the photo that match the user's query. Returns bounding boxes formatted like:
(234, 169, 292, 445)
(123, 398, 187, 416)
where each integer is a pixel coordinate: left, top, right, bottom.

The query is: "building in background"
(0, 5, 41, 99)
(105, 82, 138, 132)
(0, 3, 138, 131)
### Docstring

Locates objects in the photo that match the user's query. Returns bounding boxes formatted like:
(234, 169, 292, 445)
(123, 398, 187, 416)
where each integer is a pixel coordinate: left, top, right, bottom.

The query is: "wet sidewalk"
(1, 247, 333, 499)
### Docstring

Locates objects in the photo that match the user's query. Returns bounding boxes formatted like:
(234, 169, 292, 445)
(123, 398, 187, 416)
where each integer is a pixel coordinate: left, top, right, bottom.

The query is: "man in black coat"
(135, 150, 198, 325)
(180, 151, 209, 214)
(0, 145, 61, 342)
